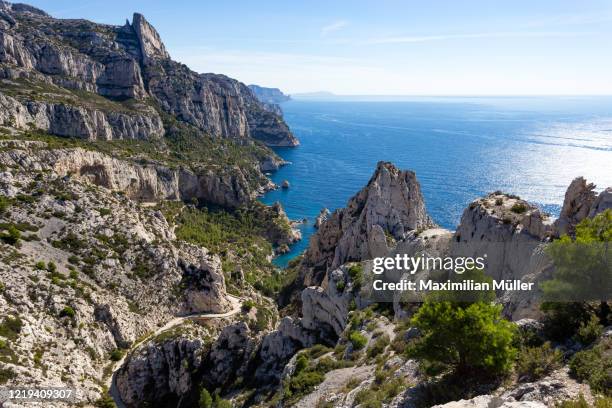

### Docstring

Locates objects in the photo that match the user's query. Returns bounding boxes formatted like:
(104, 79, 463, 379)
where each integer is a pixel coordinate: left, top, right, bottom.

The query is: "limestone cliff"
(0, 2, 298, 146)
(301, 161, 435, 286)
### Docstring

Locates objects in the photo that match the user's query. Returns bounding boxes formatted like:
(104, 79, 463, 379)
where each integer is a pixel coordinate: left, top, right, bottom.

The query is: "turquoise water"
(261, 96, 612, 267)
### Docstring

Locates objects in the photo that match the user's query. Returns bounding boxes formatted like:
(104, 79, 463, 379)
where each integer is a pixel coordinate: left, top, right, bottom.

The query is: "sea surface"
(260, 96, 612, 267)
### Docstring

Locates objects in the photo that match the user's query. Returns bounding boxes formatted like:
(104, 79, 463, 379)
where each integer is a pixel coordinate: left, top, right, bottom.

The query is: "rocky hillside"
(0, 1, 298, 147)
(248, 85, 291, 116)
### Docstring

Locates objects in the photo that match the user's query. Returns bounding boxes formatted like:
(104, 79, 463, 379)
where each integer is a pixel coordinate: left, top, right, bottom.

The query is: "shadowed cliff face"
(0, 3, 298, 146)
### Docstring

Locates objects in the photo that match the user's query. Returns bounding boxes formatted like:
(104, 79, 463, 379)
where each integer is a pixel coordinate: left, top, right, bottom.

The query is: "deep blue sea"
(261, 96, 612, 267)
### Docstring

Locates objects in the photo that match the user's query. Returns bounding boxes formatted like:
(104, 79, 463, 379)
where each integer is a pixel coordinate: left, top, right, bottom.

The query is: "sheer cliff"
(0, 2, 298, 146)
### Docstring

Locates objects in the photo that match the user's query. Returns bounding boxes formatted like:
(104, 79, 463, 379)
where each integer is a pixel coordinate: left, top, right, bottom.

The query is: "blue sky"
(24, 0, 612, 95)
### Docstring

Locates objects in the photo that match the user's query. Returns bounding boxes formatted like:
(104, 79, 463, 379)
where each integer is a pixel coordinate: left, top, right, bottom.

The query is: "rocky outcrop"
(178, 245, 231, 314)
(115, 328, 209, 407)
(314, 207, 330, 229)
(451, 193, 553, 282)
(301, 265, 357, 339)
(0, 92, 164, 140)
(301, 161, 435, 285)
(0, 3, 298, 146)
(554, 177, 597, 236)
(0, 164, 231, 404)
(0, 143, 271, 208)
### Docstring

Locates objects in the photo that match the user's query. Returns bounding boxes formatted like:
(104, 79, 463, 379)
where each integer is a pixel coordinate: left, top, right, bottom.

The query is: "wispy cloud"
(366, 31, 590, 44)
(321, 20, 349, 37)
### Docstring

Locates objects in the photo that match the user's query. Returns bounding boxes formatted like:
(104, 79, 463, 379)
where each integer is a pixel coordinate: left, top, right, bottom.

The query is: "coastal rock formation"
(0, 3, 298, 146)
(0, 92, 164, 140)
(451, 192, 553, 282)
(248, 85, 291, 116)
(301, 161, 435, 285)
(554, 177, 597, 236)
(0, 143, 272, 208)
(314, 207, 330, 229)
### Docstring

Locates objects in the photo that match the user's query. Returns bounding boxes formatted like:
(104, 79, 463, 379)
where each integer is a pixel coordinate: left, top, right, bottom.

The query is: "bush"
(349, 331, 368, 350)
(0, 196, 10, 214)
(241, 300, 255, 312)
(510, 203, 527, 214)
(0, 316, 23, 340)
(59, 306, 75, 318)
(0, 367, 16, 385)
(569, 338, 611, 395)
(98, 208, 112, 216)
(575, 314, 604, 346)
(410, 301, 516, 376)
(109, 349, 124, 361)
(348, 263, 363, 290)
(35, 261, 46, 270)
(557, 394, 612, 408)
(199, 388, 212, 408)
(0, 225, 21, 245)
(516, 342, 562, 382)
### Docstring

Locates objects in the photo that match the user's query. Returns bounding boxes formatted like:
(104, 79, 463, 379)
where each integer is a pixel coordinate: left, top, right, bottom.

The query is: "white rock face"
(0, 161, 230, 405)
(314, 207, 330, 229)
(0, 143, 267, 208)
(0, 92, 164, 140)
(554, 177, 597, 236)
(302, 161, 435, 285)
(451, 193, 553, 282)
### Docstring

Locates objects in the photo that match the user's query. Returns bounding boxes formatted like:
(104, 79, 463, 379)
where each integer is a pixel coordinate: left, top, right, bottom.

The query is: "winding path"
(108, 295, 243, 408)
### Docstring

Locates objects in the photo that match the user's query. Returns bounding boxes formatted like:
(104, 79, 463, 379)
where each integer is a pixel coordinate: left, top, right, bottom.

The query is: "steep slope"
(0, 2, 298, 146)
(301, 161, 435, 286)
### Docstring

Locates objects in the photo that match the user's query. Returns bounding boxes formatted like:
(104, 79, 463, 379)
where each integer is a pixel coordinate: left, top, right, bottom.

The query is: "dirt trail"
(108, 295, 242, 408)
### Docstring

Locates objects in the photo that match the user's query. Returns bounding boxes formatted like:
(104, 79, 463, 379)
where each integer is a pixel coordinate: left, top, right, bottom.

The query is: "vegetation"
(0, 316, 23, 341)
(515, 342, 562, 382)
(164, 201, 291, 295)
(199, 388, 213, 408)
(348, 263, 364, 291)
(349, 331, 368, 350)
(569, 337, 611, 395)
(541, 209, 611, 341)
(557, 394, 612, 408)
(354, 368, 405, 408)
(510, 203, 528, 214)
(409, 270, 516, 377)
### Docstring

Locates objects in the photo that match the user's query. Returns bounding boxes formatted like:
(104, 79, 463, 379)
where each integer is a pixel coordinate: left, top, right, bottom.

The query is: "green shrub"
(0, 316, 23, 340)
(516, 342, 562, 382)
(199, 387, 212, 408)
(213, 395, 231, 408)
(495, 198, 504, 206)
(109, 349, 124, 361)
(294, 354, 308, 373)
(510, 203, 527, 214)
(241, 300, 255, 312)
(574, 314, 604, 345)
(59, 306, 75, 318)
(35, 261, 46, 270)
(349, 331, 368, 350)
(0, 196, 10, 214)
(98, 208, 112, 216)
(557, 394, 612, 408)
(569, 338, 611, 395)
(94, 394, 116, 408)
(0, 367, 16, 384)
(348, 263, 363, 290)
(47, 261, 57, 273)
(410, 301, 516, 376)
(0, 225, 21, 245)
(335, 280, 345, 292)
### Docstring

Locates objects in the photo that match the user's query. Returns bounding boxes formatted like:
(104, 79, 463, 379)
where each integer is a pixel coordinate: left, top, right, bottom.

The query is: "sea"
(260, 96, 612, 267)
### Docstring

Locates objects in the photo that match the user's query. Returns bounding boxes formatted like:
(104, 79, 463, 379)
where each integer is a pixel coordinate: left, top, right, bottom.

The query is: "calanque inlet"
(0, 2, 611, 408)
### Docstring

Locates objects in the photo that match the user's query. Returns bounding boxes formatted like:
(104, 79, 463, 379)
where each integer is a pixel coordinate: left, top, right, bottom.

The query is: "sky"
(22, 0, 612, 95)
